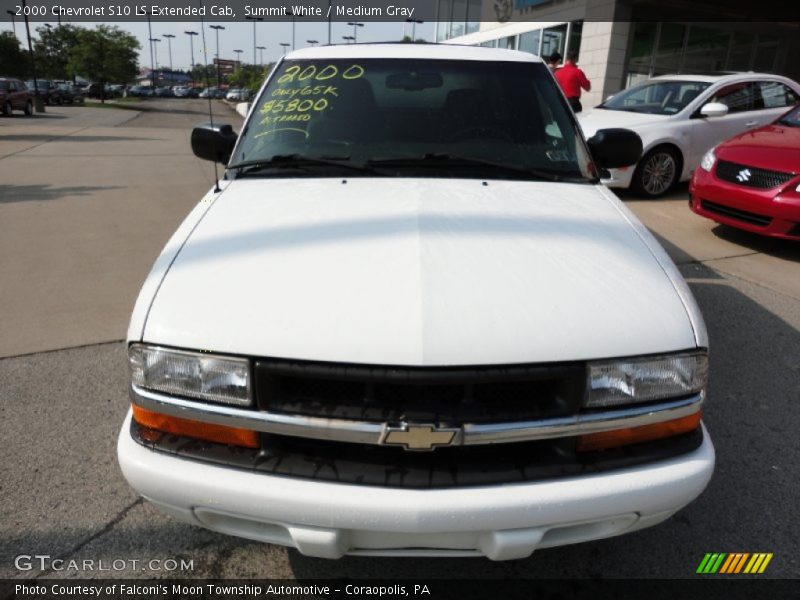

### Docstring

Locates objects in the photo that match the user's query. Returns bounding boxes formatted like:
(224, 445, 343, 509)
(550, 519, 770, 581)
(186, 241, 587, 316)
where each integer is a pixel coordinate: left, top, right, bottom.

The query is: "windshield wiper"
(367, 153, 593, 183)
(229, 154, 383, 177)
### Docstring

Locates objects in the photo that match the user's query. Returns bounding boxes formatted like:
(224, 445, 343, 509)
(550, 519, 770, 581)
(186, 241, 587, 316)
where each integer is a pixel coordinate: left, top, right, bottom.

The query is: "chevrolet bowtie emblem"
(381, 424, 460, 451)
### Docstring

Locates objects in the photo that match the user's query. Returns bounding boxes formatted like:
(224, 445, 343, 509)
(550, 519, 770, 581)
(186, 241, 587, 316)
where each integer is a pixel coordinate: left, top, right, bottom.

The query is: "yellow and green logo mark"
(697, 553, 773, 574)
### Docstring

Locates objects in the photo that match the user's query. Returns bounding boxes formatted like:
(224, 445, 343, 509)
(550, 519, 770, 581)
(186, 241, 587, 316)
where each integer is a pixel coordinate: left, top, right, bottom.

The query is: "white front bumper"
(117, 412, 714, 560)
(601, 166, 636, 189)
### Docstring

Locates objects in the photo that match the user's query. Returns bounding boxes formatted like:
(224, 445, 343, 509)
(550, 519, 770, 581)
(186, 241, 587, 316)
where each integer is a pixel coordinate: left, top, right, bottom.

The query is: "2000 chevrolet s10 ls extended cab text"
(117, 44, 714, 560)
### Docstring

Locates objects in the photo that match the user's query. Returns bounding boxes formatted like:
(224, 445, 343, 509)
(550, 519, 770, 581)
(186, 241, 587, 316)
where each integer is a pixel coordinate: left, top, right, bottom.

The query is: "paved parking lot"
(1, 100, 798, 579)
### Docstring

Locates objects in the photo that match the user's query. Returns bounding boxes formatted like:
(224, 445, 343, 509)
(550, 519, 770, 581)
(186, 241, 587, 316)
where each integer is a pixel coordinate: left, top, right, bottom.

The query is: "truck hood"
(141, 178, 695, 365)
(578, 108, 671, 138)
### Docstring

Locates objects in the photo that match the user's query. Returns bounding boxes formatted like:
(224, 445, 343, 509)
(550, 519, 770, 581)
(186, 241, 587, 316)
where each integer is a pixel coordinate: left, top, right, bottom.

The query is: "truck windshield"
(231, 58, 595, 182)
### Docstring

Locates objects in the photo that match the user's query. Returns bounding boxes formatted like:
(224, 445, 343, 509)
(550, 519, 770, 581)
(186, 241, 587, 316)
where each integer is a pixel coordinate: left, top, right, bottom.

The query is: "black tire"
(3, 101, 11, 116)
(24, 100, 33, 116)
(632, 147, 681, 198)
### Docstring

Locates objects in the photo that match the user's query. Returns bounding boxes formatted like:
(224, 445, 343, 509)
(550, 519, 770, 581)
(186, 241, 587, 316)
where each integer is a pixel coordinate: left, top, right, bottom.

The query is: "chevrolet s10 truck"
(118, 43, 714, 560)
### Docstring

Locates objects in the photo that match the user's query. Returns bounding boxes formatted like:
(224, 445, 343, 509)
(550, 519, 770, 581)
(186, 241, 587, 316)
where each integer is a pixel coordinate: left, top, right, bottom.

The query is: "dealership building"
(436, 0, 800, 107)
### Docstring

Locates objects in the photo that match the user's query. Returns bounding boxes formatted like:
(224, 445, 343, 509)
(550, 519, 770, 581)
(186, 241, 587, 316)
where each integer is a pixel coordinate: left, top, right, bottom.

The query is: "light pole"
(163, 34, 175, 75)
(245, 16, 263, 66)
(256, 46, 266, 66)
(307, 39, 319, 47)
(406, 18, 423, 41)
(146, 10, 155, 90)
(6, 10, 16, 37)
(21, 0, 43, 112)
(280, 42, 290, 55)
(291, 10, 298, 51)
(233, 49, 243, 69)
(342, 35, 355, 44)
(149, 38, 161, 78)
(347, 22, 364, 42)
(184, 31, 198, 82)
(209, 25, 225, 87)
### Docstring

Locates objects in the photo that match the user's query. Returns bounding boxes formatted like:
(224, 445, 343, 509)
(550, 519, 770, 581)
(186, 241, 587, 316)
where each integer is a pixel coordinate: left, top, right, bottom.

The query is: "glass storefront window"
(501, 36, 517, 50)
(436, 0, 452, 42)
(450, 0, 467, 39)
(568, 21, 583, 59)
(753, 35, 779, 72)
(541, 24, 567, 60)
(653, 23, 686, 75)
(518, 30, 542, 56)
(684, 26, 730, 72)
(466, 0, 480, 34)
(727, 32, 755, 71)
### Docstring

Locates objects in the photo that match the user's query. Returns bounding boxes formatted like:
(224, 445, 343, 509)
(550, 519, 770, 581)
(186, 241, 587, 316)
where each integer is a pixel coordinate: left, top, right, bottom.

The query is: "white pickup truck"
(117, 43, 714, 560)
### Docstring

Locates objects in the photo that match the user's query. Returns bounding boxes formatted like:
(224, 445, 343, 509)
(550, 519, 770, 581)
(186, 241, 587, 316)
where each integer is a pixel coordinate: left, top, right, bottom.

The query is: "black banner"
(2, 579, 799, 600)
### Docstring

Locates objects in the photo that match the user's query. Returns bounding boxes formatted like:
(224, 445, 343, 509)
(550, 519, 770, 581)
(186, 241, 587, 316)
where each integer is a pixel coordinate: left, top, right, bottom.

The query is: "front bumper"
(690, 169, 800, 239)
(118, 411, 714, 560)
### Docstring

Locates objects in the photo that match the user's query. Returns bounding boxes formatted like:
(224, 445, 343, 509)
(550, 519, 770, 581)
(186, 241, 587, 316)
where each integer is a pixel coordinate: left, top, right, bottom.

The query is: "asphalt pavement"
(1, 100, 798, 580)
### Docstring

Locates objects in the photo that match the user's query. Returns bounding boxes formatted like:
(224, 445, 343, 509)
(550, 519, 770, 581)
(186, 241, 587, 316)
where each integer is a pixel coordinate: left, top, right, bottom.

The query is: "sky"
(2, 19, 437, 71)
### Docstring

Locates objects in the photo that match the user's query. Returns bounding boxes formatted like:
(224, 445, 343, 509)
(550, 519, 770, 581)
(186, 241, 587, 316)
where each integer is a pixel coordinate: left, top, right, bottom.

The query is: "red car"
(0, 77, 34, 116)
(690, 104, 800, 240)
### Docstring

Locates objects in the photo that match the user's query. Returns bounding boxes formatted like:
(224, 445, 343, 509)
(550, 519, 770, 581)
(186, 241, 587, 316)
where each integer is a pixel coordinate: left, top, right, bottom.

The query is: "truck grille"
(254, 359, 587, 424)
(715, 160, 794, 189)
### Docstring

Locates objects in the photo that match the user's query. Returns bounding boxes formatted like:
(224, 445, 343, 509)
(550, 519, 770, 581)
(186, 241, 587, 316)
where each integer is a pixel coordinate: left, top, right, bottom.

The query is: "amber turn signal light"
(132, 405, 260, 449)
(577, 411, 702, 452)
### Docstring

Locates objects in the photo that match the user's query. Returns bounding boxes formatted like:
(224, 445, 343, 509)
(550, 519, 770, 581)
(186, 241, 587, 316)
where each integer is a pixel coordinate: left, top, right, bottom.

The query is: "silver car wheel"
(641, 151, 677, 196)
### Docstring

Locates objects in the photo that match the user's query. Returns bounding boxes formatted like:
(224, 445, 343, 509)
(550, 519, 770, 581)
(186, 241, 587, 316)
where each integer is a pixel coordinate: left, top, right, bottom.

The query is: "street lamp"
(233, 49, 243, 68)
(245, 15, 263, 67)
(279, 42, 290, 55)
(342, 35, 355, 44)
(149, 38, 161, 77)
(256, 45, 266, 66)
(184, 31, 198, 80)
(209, 25, 225, 87)
(6, 10, 16, 37)
(406, 18, 423, 41)
(163, 34, 175, 74)
(290, 9, 299, 51)
(307, 39, 319, 47)
(21, 0, 43, 112)
(347, 22, 364, 42)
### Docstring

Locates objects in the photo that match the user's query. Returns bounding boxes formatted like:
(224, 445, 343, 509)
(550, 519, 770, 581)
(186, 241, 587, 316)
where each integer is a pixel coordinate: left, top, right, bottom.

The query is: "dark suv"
(0, 77, 33, 116)
(25, 79, 66, 105)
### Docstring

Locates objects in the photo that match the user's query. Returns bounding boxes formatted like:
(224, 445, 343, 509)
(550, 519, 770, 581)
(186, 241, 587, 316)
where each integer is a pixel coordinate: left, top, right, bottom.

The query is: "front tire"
(24, 100, 33, 116)
(632, 147, 681, 198)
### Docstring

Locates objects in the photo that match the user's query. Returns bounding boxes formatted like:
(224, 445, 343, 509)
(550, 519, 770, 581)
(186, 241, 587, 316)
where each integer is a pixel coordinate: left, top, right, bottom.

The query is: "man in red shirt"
(554, 51, 591, 113)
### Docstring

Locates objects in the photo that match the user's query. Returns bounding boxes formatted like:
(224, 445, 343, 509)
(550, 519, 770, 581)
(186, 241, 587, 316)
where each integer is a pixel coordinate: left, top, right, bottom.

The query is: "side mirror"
(191, 123, 237, 164)
(587, 128, 643, 169)
(699, 102, 729, 118)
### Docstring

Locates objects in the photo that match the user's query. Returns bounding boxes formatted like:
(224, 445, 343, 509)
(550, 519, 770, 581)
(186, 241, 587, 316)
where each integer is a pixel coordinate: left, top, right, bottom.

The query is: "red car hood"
(716, 123, 800, 173)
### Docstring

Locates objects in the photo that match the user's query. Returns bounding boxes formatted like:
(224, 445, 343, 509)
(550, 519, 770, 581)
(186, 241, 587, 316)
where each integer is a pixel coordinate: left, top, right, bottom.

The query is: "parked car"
(0, 77, 33, 116)
(128, 85, 154, 97)
(173, 86, 192, 98)
(689, 103, 800, 240)
(579, 73, 800, 197)
(155, 86, 174, 98)
(225, 87, 251, 101)
(186, 87, 201, 98)
(118, 44, 713, 560)
(84, 83, 112, 100)
(199, 86, 219, 98)
(25, 79, 65, 105)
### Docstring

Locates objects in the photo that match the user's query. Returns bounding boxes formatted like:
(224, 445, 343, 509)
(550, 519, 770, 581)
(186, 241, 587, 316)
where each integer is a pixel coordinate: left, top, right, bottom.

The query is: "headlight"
(585, 351, 707, 408)
(700, 148, 716, 172)
(129, 344, 251, 406)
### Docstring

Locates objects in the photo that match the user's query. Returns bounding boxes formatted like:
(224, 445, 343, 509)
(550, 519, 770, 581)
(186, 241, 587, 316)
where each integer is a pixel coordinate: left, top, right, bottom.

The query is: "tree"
(0, 31, 29, 78)
(67, 26, 140, 102)
(34, 24, 81, 80)
(227, 64, 273, 93)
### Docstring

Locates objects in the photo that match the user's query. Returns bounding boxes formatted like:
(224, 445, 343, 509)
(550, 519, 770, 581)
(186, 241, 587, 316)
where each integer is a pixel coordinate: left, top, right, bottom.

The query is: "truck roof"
(284, 42, 542, 63)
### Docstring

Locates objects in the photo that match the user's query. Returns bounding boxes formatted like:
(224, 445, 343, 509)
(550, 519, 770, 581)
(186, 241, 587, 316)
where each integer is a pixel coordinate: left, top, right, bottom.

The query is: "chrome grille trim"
(131, 385, 703, 448)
